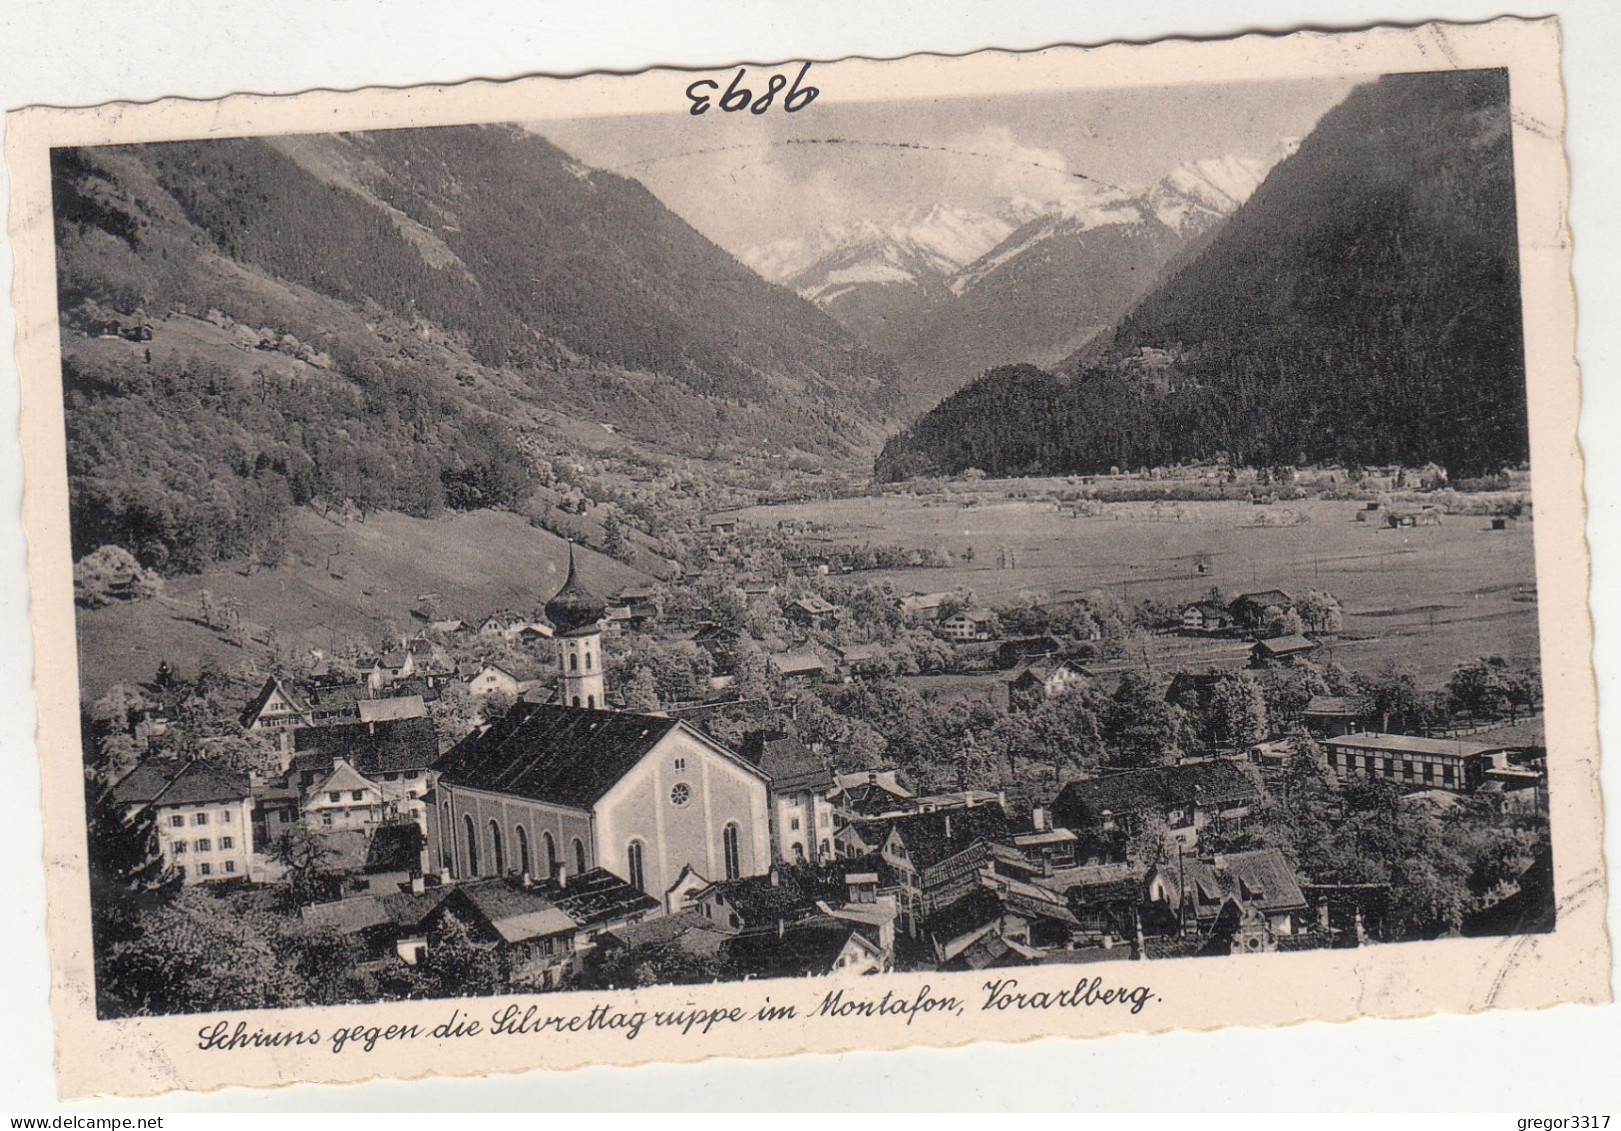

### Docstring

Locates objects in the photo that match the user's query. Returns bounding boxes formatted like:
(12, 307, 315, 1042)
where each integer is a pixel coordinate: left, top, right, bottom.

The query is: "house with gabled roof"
(1249, 634, 1320, 667)
(726, 915, 887, 978)
(739, 731, 837, 865)
(1229, 589, 1295, 629)
(115, 759, 256, 884)
(302, 758, 388, 832)
(1051, 760, 1263, 850)
(239, 676, 313, 733)
(768, 649, 827, 684)
(1006, 659, 1088, 710)
(280, 715, 441, 838)
(879, 803, 1013, 933)
(1143, 847, 1308, 942)
(786, 593, 840, 630)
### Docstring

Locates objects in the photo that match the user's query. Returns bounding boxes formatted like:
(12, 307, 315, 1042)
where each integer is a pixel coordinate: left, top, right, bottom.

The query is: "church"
(426, 546, 772, 909)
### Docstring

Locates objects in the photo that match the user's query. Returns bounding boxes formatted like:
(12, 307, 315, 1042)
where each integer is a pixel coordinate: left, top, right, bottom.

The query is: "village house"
(936, 607, 998, 643)
(690, 624, 743, 676)
(112, 759, 256, 884)
(894, 591, 956, 617)
(687, 864, 842, 932)
(239, 676, 313, 734)
(724, 916, 887, 978)
(359, 649, 415, 692)
(1323, 732, 1511, 793)
(829, 769, 915, 830)
(1249, 633, 1320, 667)
(1303, 695, 1368, 738)
(1141, 847, 1309, 950)
(741, 731, 837, 865)
(785, 594, 840, 630)
(1005, 658, 1088, 710)
(832, 642, 889, 680)
(1228, 589, 1294, 630)
(878, 803, 1013, 934)
(1050, 760, 1263, 850)
(416, 871, 659, 990)
(993, 637, 1060, 672)
(477, 610, 554, 644)
(460, 661, 527, 699)
(288, 715, 440, 832)
(1180, 602, 1235, 635)
(768, 649, 827, 685)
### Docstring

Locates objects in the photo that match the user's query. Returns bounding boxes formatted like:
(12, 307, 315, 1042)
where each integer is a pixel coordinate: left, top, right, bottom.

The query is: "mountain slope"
(885, 159, 1276, 410)
(875, 69, 1525, 480)
(53, 125, 902, 571)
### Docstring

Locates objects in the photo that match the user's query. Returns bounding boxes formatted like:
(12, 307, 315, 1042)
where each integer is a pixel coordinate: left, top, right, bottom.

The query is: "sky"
(537, 76, 1362, 256)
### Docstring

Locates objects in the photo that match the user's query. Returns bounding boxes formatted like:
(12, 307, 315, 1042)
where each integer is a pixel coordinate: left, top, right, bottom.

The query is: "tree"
(97, 887, 307, 1016)
(621, 667, 661, 712)
(1295, 589, 1344, 635)
(1206, 673, 1270, 748)
(1359, 665, 1428, 733)
(1103, 671, 1189, 767)
(270, 825, 343, 909)
(1447, 656, 1513, 721)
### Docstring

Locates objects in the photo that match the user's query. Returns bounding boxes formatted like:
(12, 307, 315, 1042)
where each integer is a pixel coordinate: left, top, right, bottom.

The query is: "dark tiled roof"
(1233, 589, 1293, 608)
(433, 703, 682, 809)
(1052, 760, 1261, 825)
(741, 732, 834, 794)
(109, 756, 189, 806)
(605, 911, 728, 953)
(922, 887, 1004, 946)
(545, 868, 661, 929)
(149, 760, 253, 807)
(293, 716, 441, 775)
(949, 932, 1043, 970)
(888, 805, 1013, 871)
(1155, 848, 1308, 918)
(1305, 696, 1362, 717)
(1253, 634, 1318, 656)
(699, 867, 840, 925)
(725, 916, 869, 976)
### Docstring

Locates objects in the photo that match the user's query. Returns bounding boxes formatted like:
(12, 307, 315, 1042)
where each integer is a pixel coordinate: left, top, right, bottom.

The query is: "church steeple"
(545, 542, 606, 709)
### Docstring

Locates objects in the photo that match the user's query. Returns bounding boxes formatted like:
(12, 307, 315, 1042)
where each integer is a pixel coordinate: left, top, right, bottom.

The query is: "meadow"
(733, 490, 1540, 687)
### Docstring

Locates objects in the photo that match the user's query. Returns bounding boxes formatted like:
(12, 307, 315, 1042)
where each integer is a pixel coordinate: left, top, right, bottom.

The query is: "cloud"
(942, 126, 1138, 223)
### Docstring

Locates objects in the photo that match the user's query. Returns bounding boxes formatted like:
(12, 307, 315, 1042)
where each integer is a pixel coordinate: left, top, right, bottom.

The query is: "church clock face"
(669, 782, 692, 808)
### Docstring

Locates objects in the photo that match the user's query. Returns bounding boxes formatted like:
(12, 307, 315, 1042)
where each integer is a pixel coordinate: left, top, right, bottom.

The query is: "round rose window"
(670, 782, 692, 807)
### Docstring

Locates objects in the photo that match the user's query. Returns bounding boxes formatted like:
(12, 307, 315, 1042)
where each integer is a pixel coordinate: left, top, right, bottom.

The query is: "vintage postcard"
(5, 16, 1606, 1101)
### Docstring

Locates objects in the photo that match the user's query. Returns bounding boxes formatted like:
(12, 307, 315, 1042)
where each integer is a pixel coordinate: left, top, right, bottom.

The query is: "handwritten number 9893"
(686, 63, 818, 116)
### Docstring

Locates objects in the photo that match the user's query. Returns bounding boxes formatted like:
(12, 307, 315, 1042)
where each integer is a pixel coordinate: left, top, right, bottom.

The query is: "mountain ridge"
(874, 70, 1526, 481)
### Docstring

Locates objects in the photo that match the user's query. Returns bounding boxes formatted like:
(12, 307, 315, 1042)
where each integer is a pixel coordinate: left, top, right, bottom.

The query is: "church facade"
(425, 545, 772, 907)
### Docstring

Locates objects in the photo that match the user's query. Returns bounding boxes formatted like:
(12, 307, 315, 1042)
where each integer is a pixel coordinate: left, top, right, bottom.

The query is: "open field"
(75, 508, 651, 698)
(734, 492, 1540, 687)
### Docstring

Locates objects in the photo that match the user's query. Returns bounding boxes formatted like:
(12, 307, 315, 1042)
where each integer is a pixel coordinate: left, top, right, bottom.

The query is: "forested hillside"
(53, 125, 901, 572)
(875, 70, 1527, 481)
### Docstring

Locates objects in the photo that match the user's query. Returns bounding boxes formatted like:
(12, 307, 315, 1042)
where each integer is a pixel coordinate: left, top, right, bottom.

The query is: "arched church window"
(489, 820, 506, 875)
(515, 825, 531, 877)
(723, 823, 741, 881)
(462, 814, 479, 876)
(573, 837, 587, 876)
(543, 831, 557, 878)
(626, 840, 646, 892)
(570, 653, 578, 671)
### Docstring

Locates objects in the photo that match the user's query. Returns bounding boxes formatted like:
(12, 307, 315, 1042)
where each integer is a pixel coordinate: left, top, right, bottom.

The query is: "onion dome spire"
(544, 541, 605, 637)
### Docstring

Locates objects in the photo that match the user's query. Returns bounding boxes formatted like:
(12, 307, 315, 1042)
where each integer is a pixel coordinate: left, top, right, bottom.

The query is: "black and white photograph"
(5, 15, 1606, 1100)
